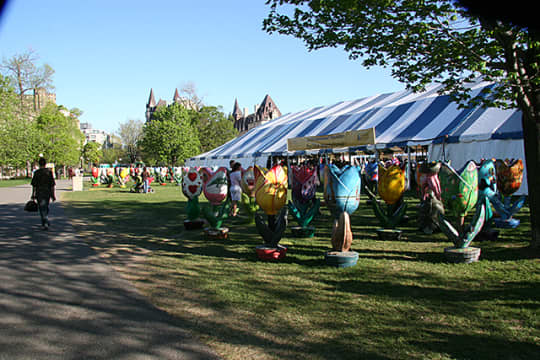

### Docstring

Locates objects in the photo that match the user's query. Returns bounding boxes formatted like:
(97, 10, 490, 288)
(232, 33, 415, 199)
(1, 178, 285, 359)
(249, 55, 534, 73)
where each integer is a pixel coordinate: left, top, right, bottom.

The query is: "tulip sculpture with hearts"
(201, 167, 231, 238)
(254, 165, 289, 260)
(323, 164, 361, 268)
(288, 165, 320, 238)
(365, 162, 407, 240)
(239, 166, 259, 224)
(182, 167, 205, 230)
(439, 161, 485, 263)
(492, 159, 525, 228)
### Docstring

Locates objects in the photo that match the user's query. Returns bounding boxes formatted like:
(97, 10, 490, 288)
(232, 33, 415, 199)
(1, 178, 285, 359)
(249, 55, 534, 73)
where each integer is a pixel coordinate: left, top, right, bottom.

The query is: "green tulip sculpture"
(439, 161, 485, 263)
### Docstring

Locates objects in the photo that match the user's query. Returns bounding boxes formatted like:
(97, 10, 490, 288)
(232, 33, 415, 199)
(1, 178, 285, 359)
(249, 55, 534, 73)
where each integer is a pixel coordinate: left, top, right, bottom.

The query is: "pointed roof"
(232, 98, 243, 119)
(173, 88, 181, 103)
(257, 94, 281, 119)
(148, 89, 156, 107)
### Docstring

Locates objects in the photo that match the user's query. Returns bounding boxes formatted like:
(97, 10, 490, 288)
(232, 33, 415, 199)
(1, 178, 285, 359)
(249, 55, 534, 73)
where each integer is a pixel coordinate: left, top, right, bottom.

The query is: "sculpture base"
(376, 228, 402, 241)
(92, 183, 99, 187)
(204, 227, 229, 239)
(493, 218, 520, 229)
(184, 219, 204, 230)
(255, 245, 287, 260)
(325, 251, 359, 268)
(160, 183, 167, 186)
(444, 246, 481, 263)
(291, 226, 315, 238)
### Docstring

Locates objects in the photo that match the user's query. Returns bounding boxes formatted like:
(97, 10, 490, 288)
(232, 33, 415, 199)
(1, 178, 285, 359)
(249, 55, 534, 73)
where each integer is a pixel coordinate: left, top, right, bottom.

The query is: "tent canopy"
(187, 80, 522, 166)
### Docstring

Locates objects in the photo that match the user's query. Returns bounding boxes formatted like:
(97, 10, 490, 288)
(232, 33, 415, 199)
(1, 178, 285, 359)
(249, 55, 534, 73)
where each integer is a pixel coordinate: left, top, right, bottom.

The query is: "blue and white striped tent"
(187, 80, 526, 193)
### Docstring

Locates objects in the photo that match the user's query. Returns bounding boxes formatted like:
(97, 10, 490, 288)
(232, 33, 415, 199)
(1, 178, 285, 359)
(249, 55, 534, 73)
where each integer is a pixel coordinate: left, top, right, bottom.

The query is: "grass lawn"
(62, 182, 540, 360)
(0, 178, 31, 187)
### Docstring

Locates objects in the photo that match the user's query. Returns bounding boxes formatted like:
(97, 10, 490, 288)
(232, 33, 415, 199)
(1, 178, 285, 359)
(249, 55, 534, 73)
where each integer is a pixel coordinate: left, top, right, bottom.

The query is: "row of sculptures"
(90, 166, 183, 189)
(89, 157, 525, 265)
(179, 157, 524, 265)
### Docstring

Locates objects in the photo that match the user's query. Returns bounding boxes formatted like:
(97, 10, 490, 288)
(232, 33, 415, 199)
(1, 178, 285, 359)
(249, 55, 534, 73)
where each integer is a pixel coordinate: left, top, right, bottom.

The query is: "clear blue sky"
(0, 0, 403, 134)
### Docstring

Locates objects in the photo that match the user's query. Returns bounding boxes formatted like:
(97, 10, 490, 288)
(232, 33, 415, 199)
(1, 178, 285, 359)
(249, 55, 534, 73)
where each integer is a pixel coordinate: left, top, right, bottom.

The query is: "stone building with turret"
(232, 95, 281, 134)
(145, 88, 197, 122)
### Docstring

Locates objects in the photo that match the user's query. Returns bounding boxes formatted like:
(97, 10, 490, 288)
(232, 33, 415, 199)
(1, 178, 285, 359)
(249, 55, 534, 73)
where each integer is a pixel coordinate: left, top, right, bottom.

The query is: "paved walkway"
(0, 180, 221, 360)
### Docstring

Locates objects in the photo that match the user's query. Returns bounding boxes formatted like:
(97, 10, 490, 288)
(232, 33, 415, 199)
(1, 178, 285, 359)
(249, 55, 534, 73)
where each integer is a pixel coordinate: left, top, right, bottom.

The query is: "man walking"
(31, 157, 56, 230)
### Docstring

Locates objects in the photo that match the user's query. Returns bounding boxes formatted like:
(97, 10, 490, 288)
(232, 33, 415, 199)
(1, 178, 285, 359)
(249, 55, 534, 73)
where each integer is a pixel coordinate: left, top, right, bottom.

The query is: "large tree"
(263, 0, 540, 250)
(117, 118, 143, 163)
(1, 49, 55, 109)
(190, 106, 238, 153)
(35, 104, 84, 167)
(0, 74, 38, 171)
(140, 103, 200, 166)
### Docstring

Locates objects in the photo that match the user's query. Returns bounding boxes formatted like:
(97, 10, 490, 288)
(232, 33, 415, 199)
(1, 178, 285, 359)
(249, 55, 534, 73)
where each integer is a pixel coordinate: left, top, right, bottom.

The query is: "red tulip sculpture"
(91, 167, 100, 187)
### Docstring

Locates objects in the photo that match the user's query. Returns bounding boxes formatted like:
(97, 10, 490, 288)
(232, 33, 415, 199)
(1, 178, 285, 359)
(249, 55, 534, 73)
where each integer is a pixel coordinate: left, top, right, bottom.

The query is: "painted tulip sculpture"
(173, 167, 183, 186)
(117, 167, 130, 188)
(416, 161, 444, 234)
(477, 160, 497, 229)
(492, 159, 525, 228)
(288, 165, 320, 237)
(365, 162, 407, 230)
(239, 166, 259, 224)
(105, 168, 115, 188)
(91, 167, 100, 186)
(323, 164, 361, 253)
(201, 167, 231, 231)
(439, 161, 485, 250)
(254, 165, 288, 256)
(182, 167, 204, 229)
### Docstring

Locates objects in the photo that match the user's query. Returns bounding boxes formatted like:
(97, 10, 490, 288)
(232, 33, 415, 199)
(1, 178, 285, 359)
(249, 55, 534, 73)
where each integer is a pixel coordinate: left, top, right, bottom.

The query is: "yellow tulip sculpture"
(253, 165, 289, 260)
(365, 161, 408, 237)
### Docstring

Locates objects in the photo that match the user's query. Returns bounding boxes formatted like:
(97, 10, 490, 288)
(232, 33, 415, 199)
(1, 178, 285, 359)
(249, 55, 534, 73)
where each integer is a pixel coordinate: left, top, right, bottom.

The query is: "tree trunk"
(521, 109, 540, 251)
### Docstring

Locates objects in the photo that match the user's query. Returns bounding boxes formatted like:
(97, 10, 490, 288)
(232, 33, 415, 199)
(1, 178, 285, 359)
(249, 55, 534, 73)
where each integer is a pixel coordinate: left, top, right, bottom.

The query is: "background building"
(145, 88, 197, 122)
(232, 95, 281, 134)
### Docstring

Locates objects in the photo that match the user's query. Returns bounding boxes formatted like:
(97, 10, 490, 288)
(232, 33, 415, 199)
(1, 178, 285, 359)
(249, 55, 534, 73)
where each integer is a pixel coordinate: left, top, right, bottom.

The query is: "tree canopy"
(117, 118, 143, 163)
(35, 104, 84, 166)
(140, 103, 201, 166)
(190, 106, 238, 153)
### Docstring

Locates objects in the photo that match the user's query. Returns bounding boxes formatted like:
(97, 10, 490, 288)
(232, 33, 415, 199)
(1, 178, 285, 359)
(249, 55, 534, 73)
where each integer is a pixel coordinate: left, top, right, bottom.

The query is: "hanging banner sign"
(287, 128, 376, 151)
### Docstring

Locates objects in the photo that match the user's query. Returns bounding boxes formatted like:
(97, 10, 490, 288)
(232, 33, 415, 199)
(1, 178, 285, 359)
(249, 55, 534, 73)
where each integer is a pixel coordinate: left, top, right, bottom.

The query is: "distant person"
(229, 162, 242, 217)
(31, 157, 56, 230)
(142, 167, 150, 193)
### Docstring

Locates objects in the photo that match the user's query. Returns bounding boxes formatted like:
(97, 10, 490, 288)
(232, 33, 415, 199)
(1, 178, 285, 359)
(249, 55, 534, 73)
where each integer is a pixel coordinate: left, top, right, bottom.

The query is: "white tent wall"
(428, 139, 528, 195)
(185, 155, 269, 169)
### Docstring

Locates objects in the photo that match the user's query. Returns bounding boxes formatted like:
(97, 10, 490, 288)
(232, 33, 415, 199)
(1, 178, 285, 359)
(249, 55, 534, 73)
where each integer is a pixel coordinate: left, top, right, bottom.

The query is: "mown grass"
(62, 182, 540, 360)
(0, 178, 31, 187)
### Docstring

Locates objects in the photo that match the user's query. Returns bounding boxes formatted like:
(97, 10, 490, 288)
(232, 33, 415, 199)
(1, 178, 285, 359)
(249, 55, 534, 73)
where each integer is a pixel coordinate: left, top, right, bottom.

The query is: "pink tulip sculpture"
(182, 167, 204, 230)
(239, 166, 259, 224)
(201, 167, 231, 238)
(416, 161, 444, 234)
(288, 165, 320, 237)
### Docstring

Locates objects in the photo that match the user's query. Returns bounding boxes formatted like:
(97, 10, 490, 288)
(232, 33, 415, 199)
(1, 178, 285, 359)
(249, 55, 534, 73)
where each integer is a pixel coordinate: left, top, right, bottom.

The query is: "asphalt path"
(0, 180, 221, 360)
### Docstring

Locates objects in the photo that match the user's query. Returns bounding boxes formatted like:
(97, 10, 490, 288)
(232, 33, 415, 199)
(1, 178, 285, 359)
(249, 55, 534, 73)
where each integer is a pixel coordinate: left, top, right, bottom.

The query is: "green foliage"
(82, 141, 102, 165)
(189, 106, 238, 153)
(263, 1, 538, 110)
(141, 103, 201, 166)
(101, 145, 125, 165)
(36, 103, 84, 166)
